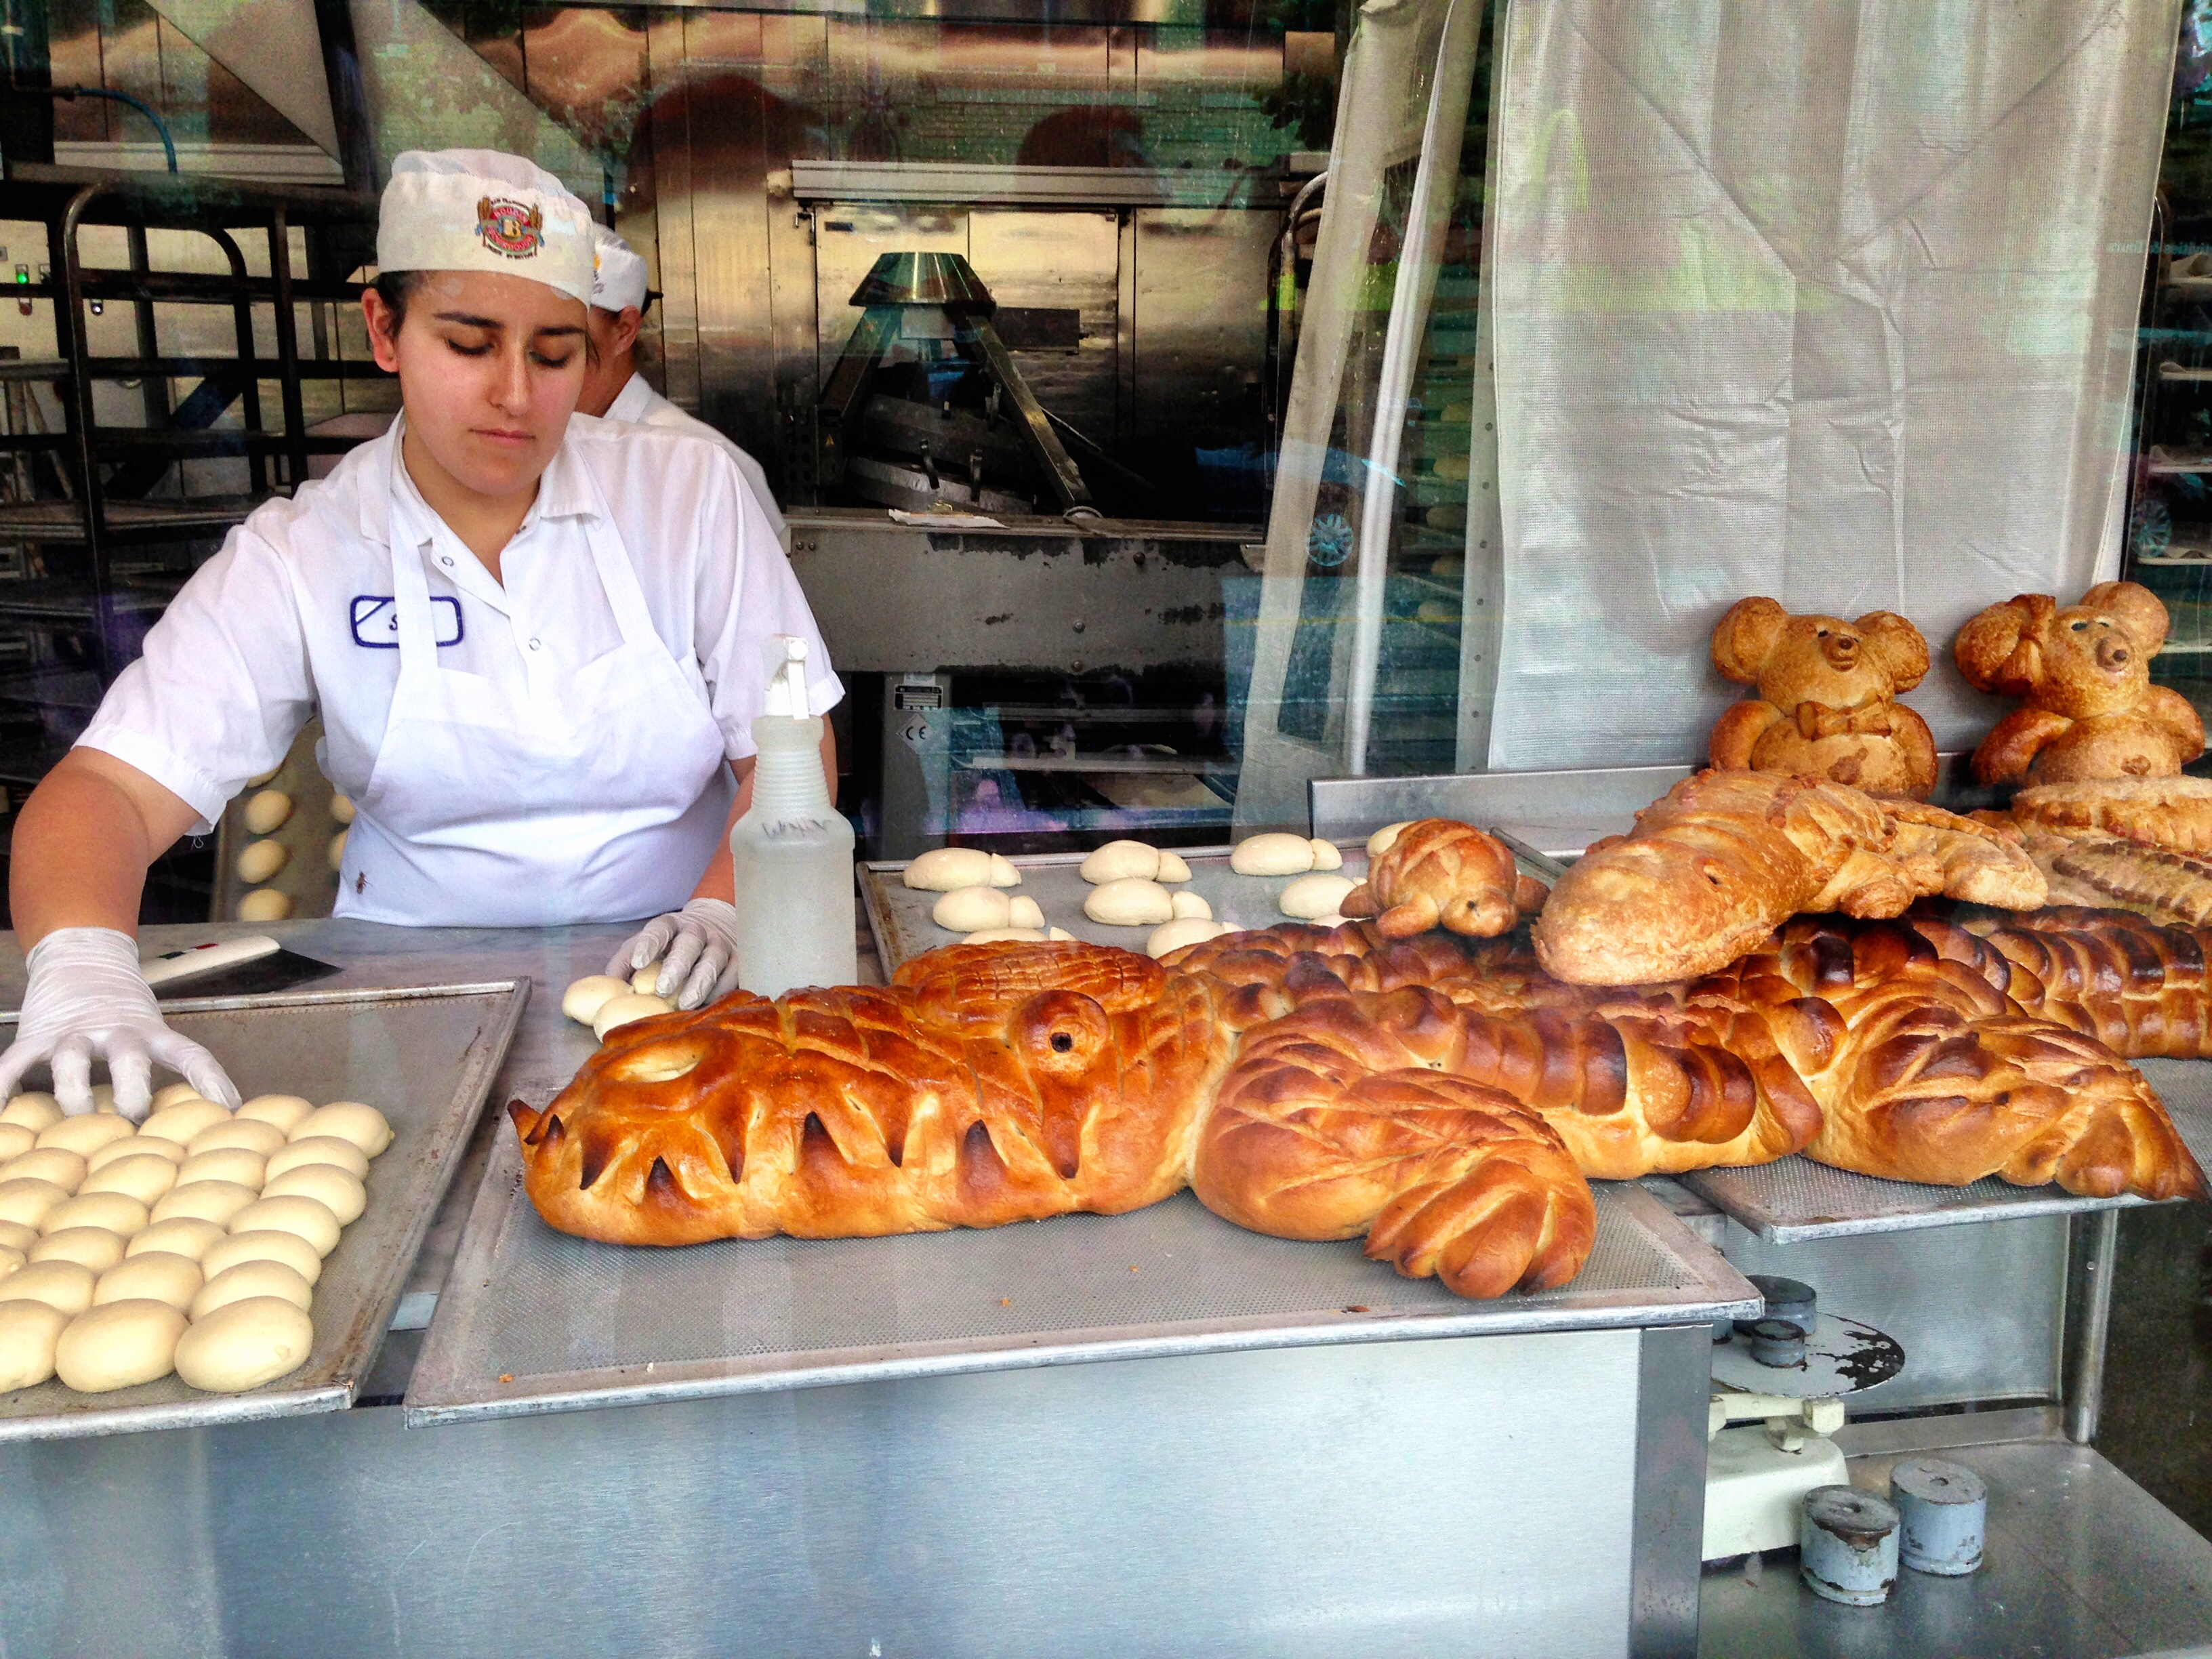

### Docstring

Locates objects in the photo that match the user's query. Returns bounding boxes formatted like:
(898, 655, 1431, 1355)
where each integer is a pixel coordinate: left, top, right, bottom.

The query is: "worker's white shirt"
(605, 373, 790, 552)
(79, 415, 841, 923)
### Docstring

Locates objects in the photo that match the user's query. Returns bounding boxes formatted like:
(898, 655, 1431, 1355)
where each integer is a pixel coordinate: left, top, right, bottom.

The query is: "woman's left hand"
(605, 899, 743, 1010)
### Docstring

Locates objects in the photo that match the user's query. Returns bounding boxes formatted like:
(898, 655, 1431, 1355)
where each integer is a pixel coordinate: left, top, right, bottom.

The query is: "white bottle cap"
(760, 634, 811, 718)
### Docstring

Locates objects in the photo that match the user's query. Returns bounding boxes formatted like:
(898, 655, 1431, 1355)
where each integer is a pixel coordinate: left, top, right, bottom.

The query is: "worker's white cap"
(590, 224, 650, 313)
(376, 149, 596, 306)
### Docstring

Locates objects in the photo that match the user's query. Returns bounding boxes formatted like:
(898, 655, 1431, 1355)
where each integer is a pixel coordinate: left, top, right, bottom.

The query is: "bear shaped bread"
(1954, 581, 2205, 785)
(1707, 598, 1938, 798)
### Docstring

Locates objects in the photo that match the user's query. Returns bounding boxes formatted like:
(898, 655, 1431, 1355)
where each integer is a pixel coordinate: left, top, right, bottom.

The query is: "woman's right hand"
(0, 928, 241, 1119)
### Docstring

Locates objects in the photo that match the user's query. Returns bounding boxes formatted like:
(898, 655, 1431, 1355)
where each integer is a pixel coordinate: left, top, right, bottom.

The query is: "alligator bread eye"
(1051, 1032, 1074, 1053)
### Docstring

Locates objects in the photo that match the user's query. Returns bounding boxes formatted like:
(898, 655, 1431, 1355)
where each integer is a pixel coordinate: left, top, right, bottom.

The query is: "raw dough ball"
(932, 886, 1012, 933)
(0, 1245, 18, 1275)
(58, 1298, 186, 1391)
(243, 788, 293, 834)
(127, 1217, 224, 1263)
(594, 994, 671, 1042)
(148, 1083, 205, 1115)
(1083, 879, 1176, 927)
(95, 1252, 201, 1312)
(0, 1300, 66, 1390)
(1308, 839, 1344, 872)
(1170, 890, 1213, 921)
(142, 1099, 232, 1145)
(237, 890, 293, 923)
(192, 1260, 312, 1319)
(174, 1296, 314, 1393)
(0, 1179, 69, 1229)
(91, 1135, 184, 1172)
(1146, 918, 1237, 958)
(1080, 840, 1162, 884)
(176, 1149, 266, 1192)
(561, 975, 631, 1026)
(1008, 896, 1045, 930)
(30, 1228, 126, 1273)
(0, 1260, 94, 1315)
(236, 1095, 313, 1134)
(0, 1094, 59, 1132)
(1046, 927, 1076, 942)
(264, 1137, 368, 1182)
(262, 1164, 364, 1226)
(329, 792, 356, 825)
(1280, 873, 1357, 920)
(903, 848, 1012, 891)
(236, 839, 289, 884)
(41, 1193, 146, 1237)
(327, 830, 348, 872)
(0, 1221, 34, 1254)
(1231, 833, 1317, 876)
(3, 1149, 85, 1192)
(960, 927, 1048, 944)
(228, 1195, 340, 1257)
(201, 1229, 321, 1288)
(150, 1181, 258, 1229)
(36, 1115, 134, 1157)
(1157, 851, 1193, 884)
(0, 1124, 29, 1164)
(630, 964, 662, 996)
(81, 1154, 178, 1206)
(188, 1118, 285, 1158)
(1368, 821, 1414, 857)
(245, 766, 282, 788)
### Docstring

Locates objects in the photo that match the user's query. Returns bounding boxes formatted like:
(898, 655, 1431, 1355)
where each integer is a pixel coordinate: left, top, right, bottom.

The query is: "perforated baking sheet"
(1680, 1058, 2212, 1242)
(0, 981, 526, 1441)
(403, 1130, 1758, 1427)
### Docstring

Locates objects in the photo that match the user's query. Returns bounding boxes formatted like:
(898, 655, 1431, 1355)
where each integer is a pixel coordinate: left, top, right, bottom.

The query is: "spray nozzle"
(760, 634, 811, 718)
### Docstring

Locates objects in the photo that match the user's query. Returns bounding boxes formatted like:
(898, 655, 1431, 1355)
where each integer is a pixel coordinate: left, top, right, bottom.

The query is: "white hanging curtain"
(1483, 0, 2177, 769)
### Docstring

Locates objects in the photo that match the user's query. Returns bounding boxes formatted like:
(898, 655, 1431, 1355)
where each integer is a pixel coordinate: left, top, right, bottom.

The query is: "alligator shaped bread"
(1532, 769, 2045, 985)
(514, 905, 2205, 1295)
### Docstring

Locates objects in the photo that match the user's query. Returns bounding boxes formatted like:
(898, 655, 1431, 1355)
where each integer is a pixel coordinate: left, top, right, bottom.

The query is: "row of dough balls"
(230, 789, 356, 924)
(0, 1084, 390, 1395)
(560, 963, 696, 1043)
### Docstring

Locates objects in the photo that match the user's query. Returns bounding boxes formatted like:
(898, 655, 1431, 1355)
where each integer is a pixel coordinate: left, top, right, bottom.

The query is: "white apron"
(335, 444, 733, 926)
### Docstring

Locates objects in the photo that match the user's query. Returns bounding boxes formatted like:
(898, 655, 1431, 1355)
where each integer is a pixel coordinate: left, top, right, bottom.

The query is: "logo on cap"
(475, 197, 543, 260)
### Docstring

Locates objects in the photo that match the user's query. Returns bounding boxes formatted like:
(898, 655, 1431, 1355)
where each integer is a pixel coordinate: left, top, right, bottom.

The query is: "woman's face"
(363, 270, 588, 501)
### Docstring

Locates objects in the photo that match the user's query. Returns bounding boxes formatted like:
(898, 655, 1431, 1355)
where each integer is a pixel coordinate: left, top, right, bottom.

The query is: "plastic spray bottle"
(730, 635, 856, 997)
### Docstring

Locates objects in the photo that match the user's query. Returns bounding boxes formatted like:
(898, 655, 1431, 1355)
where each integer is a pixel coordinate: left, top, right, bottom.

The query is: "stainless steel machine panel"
(970, 208, 1123, 447)
(0, 981, 525, 1442)
(5, 1326, 1679, 1659)
(1721, 1216, 2069, 1414)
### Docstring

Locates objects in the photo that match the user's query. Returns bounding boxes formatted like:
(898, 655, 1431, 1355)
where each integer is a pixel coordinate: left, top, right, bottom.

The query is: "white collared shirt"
(604, 373, 790, 552)
(79, 415, 840, 835)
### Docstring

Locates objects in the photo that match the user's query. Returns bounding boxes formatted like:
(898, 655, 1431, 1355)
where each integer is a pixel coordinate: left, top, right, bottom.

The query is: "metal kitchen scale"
(1703, 1273, 1906, 1560)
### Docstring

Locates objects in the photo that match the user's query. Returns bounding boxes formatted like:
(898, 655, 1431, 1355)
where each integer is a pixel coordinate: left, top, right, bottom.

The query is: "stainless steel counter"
(0, 916, 1733, 1658)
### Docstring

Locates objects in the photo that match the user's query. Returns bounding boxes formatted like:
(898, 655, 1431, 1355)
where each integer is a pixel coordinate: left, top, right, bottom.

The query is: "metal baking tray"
(1679, 1057, 2212, 1242)
(861, 841, 1558, 977)
(0, 980, 527, 1441)
(403, 1122, 1759, 1427)
(861, 845, 1371, 975)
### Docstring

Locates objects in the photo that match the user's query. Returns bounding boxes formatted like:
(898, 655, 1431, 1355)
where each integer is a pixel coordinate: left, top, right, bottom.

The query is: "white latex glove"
(0, 927, 241, 1120)
(605, 899, 743, 1011)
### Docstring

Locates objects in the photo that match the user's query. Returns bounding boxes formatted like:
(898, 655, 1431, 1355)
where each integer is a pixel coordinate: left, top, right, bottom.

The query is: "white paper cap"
(590, 224, 650, 313)
(376, 149, 596, 306)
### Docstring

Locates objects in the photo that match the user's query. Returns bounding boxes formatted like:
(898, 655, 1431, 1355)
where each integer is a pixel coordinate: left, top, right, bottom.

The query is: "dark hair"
(371, 270, 424, 335)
